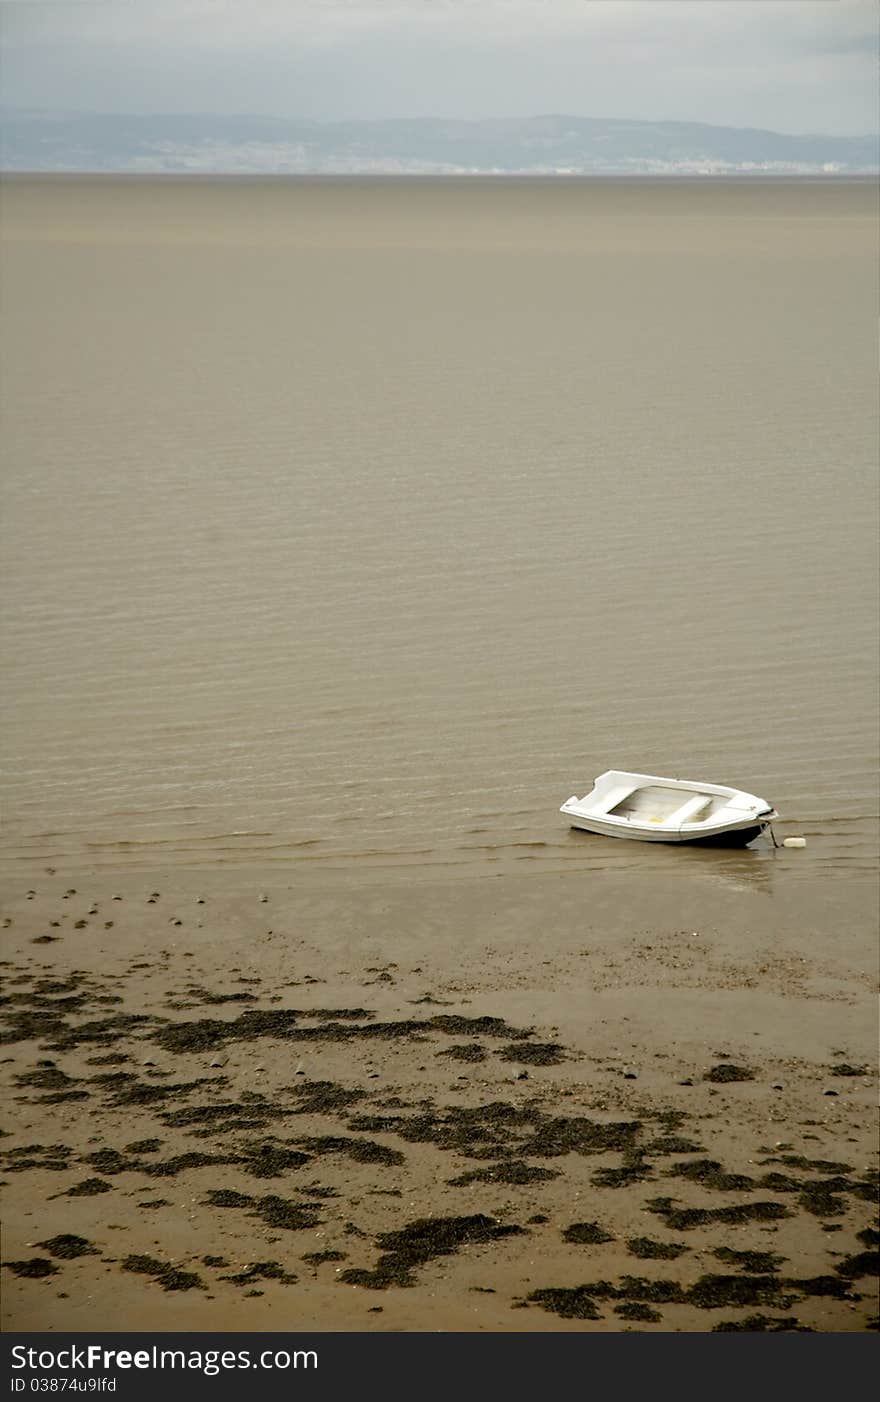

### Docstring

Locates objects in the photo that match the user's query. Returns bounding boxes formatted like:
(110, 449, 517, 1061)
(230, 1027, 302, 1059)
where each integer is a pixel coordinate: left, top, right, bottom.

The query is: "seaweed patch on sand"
(436, 1043, 487, 1063)
(150, 1011, 535, 1056)
(627, 1237, 690, 1260)
(37, 1235, 99, 1260)
(525, 1268, 859, 1322)
(704, 1065, 755, 1084)
(615, 1301, 662, 1322)
(712, 1247, 786, 1274)
(296, 1136, 404, 1167)
(449, 1160, 559, 1186)
(201, 1190, 324, 1232)
(2, 937, 876, 1332)
(64, 1178, 112, 1197)
(563, 1221, 615, 1245)
(1, 1144, 74, 1173)
(339, 1215, 527, 1289)
(497, 1043, 567, 1067)
(120, 1256, 204, 1292)
(4, 1259, 59, 1279)
(712, 1315, 815, 1332)
(645, 1197, 793, 1231)
(218, 1261, 298, 1287)
(347, 1100, 642, 1163)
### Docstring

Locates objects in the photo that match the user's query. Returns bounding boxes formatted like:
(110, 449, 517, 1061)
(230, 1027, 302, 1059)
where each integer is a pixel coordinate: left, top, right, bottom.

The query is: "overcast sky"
(0, 1, 877, 136)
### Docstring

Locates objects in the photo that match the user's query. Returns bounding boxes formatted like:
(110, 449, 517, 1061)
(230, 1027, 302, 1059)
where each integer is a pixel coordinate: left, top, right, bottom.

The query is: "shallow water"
(1, 176, 877, 879)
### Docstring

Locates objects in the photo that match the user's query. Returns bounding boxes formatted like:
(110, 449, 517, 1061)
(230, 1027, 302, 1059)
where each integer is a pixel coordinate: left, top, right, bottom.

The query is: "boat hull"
(564, 815, 774, 846)
(674, 822, 770, 847)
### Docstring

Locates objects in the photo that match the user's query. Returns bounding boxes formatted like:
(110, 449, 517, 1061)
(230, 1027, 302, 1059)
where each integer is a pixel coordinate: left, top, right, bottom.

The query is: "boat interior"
(603, 784, 730, 826)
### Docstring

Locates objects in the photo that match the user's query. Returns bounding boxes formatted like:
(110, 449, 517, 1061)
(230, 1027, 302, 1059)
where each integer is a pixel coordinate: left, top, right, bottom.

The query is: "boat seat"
(595, 785, 636, 814)
(673, 794, 716, 824)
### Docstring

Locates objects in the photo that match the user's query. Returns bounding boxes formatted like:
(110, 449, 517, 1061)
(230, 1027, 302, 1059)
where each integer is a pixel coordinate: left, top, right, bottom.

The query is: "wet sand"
(2, 863, 877, 1333)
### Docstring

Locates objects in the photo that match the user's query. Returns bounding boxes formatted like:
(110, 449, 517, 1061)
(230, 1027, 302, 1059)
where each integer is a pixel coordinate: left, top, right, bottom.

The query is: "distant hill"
(1, 111, 877, 175)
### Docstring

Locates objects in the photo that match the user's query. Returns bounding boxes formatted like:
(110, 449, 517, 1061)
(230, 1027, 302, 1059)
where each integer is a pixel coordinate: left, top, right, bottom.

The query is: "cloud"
(1, 0, 876, 135)
(3, 1, 876, 50)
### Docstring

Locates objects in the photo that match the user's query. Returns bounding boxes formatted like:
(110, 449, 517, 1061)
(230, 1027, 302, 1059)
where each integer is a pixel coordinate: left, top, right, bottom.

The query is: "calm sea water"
(1, 177, 877, 879)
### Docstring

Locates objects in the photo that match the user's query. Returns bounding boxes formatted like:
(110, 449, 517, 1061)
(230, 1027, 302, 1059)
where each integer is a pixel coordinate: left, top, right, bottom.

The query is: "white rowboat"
(560, 770, 777, 846)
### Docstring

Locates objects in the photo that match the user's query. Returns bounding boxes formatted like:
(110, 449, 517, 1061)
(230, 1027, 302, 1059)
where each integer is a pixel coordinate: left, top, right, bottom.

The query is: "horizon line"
(2, 108, 878, 141)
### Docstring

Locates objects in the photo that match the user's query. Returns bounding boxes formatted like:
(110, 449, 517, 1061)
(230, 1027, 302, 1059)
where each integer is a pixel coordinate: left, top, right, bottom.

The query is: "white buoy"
(782, 836, 807, 848)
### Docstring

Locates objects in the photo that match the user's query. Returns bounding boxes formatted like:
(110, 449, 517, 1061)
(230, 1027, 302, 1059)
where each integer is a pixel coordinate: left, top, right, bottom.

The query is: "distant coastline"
(2, 171, 876, 186)
(2, 110, 877, 176)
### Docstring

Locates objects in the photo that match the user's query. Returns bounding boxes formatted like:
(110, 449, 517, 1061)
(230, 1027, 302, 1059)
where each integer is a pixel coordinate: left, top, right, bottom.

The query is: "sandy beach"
(2, 862, 877, 1333)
